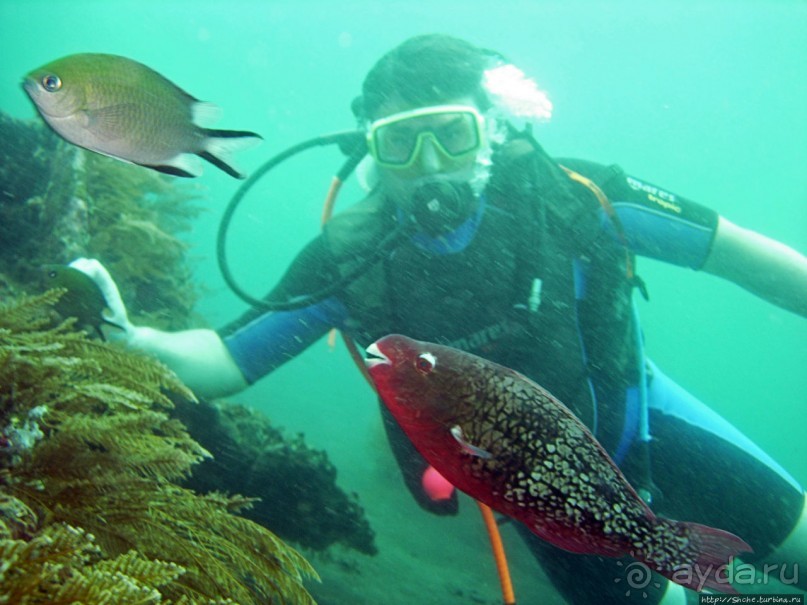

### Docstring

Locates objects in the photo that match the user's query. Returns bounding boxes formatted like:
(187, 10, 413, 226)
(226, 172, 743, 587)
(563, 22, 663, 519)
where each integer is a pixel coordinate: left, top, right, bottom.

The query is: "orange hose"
(321, 176, 342, 226)
(560, 165, 639, 284)
(478, 501, 517, 605)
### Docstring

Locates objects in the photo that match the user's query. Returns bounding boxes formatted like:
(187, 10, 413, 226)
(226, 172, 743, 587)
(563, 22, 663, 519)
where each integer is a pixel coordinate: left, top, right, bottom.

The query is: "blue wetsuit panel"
(589, 168, 720, 269)
(605, 202, 716, 269)
(223, 296, 348, 384)
(647, 360, 801, 492)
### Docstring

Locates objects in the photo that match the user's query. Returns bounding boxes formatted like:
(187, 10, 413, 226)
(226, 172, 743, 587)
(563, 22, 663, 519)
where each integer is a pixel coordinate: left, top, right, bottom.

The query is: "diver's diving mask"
(366, 105, 486, 169)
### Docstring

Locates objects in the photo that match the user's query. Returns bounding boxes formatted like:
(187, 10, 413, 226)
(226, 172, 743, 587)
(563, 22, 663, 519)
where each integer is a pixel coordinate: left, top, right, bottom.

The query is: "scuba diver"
(72, 34, 806, 604)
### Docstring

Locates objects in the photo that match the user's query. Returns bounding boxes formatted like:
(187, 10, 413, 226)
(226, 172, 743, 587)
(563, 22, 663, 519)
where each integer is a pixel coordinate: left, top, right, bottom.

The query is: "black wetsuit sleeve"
(214, 236, 349, 384)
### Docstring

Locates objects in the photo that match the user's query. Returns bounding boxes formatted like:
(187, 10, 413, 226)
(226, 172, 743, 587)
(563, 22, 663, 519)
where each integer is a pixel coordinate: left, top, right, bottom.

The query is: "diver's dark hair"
(356, 34, 500, 121)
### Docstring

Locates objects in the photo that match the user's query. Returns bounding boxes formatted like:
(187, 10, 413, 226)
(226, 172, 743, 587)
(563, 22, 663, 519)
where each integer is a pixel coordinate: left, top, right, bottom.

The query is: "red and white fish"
(365, 334, 752, 593)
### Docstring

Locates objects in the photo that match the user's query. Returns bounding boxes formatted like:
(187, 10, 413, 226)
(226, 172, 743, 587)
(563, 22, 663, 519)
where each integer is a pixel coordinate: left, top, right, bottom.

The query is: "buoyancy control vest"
(323, 135, 642, 455)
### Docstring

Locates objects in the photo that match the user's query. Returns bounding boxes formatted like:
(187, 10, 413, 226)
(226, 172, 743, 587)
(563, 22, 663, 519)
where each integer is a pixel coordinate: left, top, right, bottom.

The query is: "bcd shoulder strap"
(559, 165, 648, 300)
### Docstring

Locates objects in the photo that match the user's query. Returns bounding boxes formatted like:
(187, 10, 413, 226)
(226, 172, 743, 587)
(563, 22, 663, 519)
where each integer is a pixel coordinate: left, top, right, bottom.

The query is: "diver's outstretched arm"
(126, 326, 249, 399)
(702, 216, 807, 318)
(69, 258, 248, 399)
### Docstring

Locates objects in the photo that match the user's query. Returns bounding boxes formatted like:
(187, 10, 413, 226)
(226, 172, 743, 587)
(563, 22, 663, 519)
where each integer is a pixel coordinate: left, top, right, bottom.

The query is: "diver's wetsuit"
(218, 138, 803, 605)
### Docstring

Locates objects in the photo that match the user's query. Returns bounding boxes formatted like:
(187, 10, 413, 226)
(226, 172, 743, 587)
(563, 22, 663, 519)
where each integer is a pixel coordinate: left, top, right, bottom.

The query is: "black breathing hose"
(216, 130, 408, 311)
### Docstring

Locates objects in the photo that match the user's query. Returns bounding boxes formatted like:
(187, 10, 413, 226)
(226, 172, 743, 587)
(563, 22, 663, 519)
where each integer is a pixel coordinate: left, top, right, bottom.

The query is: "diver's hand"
(67, 258, 247, 398)
(68, 257, 133, 336)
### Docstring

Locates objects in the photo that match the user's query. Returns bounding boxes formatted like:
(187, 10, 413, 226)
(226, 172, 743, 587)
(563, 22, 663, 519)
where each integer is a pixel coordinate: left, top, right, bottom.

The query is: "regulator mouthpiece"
(409, 181, 475, 235)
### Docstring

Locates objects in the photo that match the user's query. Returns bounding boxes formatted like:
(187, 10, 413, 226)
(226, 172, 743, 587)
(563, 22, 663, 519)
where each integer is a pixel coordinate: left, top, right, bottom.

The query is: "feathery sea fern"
(0, 292, 318, 604)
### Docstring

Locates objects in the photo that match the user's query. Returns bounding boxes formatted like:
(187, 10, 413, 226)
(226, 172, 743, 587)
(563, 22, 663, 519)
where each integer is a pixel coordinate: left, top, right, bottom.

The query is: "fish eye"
(41, 74, 62, 92)
(48, 270, 57, 278)
(415, 352, 436, 374)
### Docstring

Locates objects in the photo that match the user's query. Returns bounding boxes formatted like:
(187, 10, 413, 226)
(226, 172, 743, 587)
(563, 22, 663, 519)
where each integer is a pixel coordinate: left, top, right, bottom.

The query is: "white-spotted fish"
(365, 334, 752, 593)
(23, 53, 261, 178)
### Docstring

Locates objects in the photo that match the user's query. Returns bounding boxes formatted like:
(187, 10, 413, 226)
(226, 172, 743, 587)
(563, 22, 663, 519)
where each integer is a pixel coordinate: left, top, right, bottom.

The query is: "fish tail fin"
(200, 129, 263, 179)
(636, 518, 752, 594)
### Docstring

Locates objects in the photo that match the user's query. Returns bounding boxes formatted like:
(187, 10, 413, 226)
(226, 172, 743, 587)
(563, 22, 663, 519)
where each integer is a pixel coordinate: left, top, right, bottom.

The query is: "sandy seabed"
(300, 437, 563, 605)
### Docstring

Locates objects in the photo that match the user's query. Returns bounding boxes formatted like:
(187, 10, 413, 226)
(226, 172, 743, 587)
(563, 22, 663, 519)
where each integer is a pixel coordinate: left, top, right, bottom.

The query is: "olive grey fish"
(42, 264, 122, 340)
(23, 53, 261, 178)
(365, 334, 752, 593)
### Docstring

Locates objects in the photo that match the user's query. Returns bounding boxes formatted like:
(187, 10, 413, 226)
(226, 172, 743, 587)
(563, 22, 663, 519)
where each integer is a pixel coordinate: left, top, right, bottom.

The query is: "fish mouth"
(364, 342, 391, 370)
(21, 78, 39, 99)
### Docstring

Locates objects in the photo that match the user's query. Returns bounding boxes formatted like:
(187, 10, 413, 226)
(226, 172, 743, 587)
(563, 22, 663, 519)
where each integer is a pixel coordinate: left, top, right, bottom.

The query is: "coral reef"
(175, 400, 377, 556)
(0, 292, 318, 604)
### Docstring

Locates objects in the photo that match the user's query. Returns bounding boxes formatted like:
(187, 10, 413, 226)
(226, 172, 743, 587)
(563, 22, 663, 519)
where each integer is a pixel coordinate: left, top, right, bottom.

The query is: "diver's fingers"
(68, 257, 132, 331)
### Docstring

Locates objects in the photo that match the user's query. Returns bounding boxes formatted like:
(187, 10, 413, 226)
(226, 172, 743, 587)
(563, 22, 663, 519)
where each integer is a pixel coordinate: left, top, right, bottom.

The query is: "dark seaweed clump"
(176, 400, 377, 555)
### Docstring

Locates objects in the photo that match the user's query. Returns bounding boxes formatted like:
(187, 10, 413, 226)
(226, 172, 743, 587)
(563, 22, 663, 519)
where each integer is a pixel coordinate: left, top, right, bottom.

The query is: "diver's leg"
(758, 491, 807, 590)
(517, 362, 804, 604)
(659, 503, 807, 601)
(644, 361, 806, 592)
(658, 498, 807, 601)
(657, 583, 687, 604)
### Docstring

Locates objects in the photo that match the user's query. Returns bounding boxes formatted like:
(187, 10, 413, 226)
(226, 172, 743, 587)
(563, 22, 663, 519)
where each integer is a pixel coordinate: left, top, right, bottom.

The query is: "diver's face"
(370, 96, 486, 204)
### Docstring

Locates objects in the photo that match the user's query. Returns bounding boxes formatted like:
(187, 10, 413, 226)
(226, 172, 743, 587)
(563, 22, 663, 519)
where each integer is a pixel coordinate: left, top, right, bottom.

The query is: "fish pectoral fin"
(450, 425, 493, 459)
(85, 104, 139, 139)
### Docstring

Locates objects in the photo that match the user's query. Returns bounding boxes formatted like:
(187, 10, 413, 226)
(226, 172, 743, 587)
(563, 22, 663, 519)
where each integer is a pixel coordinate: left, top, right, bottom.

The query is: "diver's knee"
(757, 491, 807, 590)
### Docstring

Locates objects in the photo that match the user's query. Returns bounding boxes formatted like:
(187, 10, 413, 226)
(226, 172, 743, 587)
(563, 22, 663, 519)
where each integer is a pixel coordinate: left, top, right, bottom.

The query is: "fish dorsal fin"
(450, 425, 493, 459)
(85, 104, 140, 140)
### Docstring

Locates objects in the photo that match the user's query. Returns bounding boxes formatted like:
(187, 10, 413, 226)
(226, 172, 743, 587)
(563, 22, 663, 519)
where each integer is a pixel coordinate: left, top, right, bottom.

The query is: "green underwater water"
(1, 1, 805, 602)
